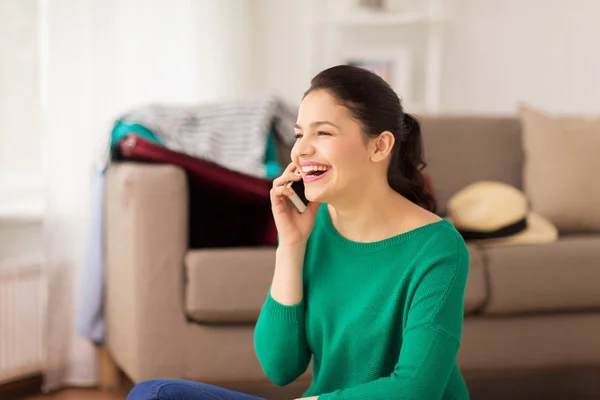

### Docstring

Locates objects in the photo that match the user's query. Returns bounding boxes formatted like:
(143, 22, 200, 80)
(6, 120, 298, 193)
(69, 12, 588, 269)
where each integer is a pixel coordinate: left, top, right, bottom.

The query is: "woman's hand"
(271, 162, 320, 246)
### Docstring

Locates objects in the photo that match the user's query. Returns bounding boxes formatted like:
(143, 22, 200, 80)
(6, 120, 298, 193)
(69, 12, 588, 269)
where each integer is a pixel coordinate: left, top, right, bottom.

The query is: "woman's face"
(292, 89, 379, 204)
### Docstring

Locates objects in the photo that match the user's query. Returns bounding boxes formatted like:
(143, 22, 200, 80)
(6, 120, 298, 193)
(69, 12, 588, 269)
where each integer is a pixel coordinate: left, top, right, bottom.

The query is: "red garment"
(118, 134, 278, 247)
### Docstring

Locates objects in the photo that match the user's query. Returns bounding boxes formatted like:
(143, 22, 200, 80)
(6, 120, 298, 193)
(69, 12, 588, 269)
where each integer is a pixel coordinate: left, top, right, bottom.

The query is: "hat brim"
(446, 212, 558, 246)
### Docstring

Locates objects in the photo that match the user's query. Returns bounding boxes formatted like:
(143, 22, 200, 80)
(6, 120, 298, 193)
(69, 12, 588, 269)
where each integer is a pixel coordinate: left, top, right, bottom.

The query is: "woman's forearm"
(255, 242, 310, 386)
(270, 243, 306, 305)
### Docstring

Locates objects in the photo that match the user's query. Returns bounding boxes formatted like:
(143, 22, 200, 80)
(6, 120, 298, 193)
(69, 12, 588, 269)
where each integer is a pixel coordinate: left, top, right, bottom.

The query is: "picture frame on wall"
(341, 48, 413, 105)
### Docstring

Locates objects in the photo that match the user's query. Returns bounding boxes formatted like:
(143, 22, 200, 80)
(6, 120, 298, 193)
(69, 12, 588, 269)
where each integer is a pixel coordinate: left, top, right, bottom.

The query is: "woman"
(127, 65, 470, 400)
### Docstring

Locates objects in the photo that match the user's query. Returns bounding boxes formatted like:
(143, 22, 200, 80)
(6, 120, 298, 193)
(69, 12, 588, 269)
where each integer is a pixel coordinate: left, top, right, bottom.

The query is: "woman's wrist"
(276, 241, 307, 255)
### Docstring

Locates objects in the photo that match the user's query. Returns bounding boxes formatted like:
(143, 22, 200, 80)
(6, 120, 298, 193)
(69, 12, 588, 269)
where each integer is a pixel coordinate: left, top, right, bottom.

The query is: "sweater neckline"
(319, 203, 452, 252)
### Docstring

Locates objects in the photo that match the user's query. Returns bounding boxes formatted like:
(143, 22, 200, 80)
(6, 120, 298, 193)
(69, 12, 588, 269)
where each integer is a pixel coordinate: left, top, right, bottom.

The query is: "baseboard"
(0, 374, 43, 400)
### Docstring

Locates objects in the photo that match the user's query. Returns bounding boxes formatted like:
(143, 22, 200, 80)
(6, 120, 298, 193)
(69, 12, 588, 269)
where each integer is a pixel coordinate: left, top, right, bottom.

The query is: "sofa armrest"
(105, 162, 189, 382)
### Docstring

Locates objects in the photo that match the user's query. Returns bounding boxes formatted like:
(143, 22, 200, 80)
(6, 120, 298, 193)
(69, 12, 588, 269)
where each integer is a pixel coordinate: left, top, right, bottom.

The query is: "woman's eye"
(317, 131, 331, 136)
(294, 133, 303, 140)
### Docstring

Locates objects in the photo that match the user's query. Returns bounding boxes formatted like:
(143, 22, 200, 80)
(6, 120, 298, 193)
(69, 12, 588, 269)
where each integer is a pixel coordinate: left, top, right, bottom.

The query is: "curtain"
(41, 0, 99, 390)
(40, 0, 252, 391)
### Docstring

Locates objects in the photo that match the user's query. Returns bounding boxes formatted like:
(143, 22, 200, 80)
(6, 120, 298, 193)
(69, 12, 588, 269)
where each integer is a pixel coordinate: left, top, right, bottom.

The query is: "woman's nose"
(292, 136, 316, 158)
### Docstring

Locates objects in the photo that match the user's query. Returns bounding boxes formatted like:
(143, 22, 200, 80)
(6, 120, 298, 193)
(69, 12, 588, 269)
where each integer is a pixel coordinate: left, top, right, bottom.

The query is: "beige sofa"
(104, 116, 600, 399)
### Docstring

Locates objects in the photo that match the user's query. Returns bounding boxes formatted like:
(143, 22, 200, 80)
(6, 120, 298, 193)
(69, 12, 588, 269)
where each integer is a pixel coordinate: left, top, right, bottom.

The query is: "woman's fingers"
(271, 162, 303, 215)
(272, 163, 302, 188)
(286, 161, 299, 172)
(275, 184, 292, 197)
(270, 182, 293, 199)
(270, 182, 293, 213)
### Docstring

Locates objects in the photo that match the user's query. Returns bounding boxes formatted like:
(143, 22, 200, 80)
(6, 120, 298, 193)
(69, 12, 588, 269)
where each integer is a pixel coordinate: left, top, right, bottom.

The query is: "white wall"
(441, 0, 600, 115)
(262, 0, 600, 115)
(260, 0, 317, 107)
(197, 0, 267, 101)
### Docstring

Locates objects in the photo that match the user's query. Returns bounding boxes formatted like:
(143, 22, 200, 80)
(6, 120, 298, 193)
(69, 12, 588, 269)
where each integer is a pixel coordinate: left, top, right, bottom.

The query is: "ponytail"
(388, 113, 437, 213)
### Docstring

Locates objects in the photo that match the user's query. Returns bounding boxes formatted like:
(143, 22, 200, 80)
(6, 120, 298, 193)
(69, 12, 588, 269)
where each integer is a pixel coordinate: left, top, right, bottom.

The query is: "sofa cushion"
(464, 245, 487, 315)
(185, 248, 275, 324)
(519, 105, 600, 233)
(480, 235, 600, 315)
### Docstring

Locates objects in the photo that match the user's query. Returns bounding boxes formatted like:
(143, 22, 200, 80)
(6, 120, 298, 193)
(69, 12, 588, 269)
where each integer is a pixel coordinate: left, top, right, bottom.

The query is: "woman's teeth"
(302, 165, 329, 175)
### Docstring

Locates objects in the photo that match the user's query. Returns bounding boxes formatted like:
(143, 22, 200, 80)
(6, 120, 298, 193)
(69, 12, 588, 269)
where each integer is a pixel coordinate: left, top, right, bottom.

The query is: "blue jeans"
(127, 379, 265, 400)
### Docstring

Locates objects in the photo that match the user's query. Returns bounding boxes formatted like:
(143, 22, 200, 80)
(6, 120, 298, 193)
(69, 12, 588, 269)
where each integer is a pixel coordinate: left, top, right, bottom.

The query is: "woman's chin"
(305, 188, 328, 204)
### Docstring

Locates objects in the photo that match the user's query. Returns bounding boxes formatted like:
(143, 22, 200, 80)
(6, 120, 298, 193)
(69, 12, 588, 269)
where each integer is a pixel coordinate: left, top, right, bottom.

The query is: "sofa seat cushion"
(185, 248, 275, 324)
(464, 245, 487, 315)
(480, 235, 600, 315)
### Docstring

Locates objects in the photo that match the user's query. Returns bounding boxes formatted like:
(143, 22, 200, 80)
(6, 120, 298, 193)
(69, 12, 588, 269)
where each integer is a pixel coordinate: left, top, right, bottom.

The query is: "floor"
(23, 387, 600, 400)
(26, 388, 128, 400)
(22, 387, 600, 400)
(22, 382, 305, 400)
(21, 367, 600, 400)
(23, 386, 303, 400)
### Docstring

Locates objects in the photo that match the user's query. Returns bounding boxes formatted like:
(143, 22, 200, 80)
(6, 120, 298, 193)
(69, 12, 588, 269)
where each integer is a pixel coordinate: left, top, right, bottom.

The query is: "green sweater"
(254, 204, 470, 400)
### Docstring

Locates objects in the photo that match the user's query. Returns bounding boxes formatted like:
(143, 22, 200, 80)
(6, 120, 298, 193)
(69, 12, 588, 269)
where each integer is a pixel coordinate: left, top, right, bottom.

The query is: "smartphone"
(286, 178, 309, 213)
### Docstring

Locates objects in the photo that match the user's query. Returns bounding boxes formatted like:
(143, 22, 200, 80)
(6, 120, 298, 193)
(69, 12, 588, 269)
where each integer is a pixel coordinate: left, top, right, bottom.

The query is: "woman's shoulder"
(391, 203, 459, 244)
(416, 221, 470, 277)
(402, 207, 444, 233)
(398, 204, 468, 258)
(418, 218, 467, 252)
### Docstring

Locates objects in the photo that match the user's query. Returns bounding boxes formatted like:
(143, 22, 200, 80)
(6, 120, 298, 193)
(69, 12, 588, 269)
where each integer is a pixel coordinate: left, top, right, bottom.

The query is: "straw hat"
(446, 181, 558, 246)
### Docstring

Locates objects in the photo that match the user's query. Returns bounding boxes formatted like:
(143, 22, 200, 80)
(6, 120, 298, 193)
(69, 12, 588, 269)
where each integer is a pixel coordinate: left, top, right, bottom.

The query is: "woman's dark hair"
(304, 64, 437, 213)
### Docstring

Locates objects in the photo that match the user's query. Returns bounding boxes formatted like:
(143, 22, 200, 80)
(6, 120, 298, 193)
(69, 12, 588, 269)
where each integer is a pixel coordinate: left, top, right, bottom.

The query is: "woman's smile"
(301, 161, 332, 183)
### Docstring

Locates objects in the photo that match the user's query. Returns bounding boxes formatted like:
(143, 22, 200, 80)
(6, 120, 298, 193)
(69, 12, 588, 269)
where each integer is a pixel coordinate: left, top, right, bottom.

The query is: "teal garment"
(110, 120, 163, 149)
(264, 127, 283, 179)
(254, 204, 471, 400)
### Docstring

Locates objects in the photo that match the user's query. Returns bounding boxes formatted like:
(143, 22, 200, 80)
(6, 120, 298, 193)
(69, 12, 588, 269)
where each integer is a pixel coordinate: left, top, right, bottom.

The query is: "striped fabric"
(117, 94, 297, 178)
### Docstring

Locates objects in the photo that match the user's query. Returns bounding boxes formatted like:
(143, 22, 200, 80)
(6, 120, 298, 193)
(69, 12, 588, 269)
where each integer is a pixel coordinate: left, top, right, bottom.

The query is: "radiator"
(0, 256, 47, 384)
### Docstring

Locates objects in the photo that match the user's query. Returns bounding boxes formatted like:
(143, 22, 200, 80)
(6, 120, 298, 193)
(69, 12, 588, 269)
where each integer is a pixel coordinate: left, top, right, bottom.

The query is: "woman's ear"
(370, 131, 395, 163)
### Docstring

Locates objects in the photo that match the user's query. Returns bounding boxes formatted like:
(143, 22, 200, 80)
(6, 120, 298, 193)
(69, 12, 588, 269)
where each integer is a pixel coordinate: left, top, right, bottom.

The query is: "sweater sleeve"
(253, 291, 311, 386)
(318, 237, 469, 400)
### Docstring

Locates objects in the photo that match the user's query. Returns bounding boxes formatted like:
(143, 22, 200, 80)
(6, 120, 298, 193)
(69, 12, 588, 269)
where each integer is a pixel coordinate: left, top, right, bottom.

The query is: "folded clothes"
(77, 94, 296, 345)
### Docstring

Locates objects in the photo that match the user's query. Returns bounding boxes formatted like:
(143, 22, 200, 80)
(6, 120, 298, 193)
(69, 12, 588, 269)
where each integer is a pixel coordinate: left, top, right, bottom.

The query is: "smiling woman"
(255, 65, 468, 400)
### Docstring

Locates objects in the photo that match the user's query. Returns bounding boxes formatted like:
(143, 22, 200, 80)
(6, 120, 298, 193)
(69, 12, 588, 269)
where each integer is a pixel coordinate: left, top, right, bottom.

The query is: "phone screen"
(290, 179, 309, 206)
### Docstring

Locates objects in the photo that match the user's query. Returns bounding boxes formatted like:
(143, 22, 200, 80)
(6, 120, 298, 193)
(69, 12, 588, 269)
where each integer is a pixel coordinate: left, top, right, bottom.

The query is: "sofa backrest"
(419, 116, 524, 213)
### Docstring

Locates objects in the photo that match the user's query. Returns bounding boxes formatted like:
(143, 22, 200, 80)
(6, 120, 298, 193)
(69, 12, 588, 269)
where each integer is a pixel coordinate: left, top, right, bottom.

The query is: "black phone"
(286, 178, 309, 213)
